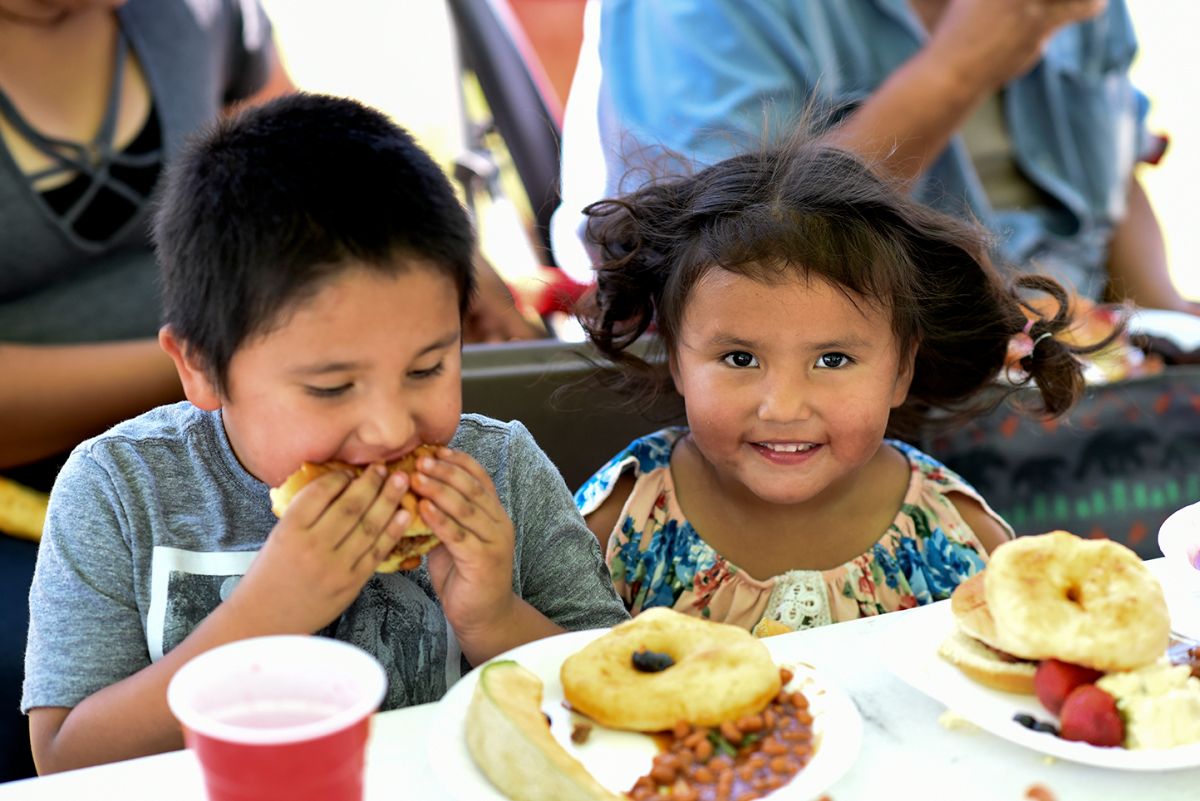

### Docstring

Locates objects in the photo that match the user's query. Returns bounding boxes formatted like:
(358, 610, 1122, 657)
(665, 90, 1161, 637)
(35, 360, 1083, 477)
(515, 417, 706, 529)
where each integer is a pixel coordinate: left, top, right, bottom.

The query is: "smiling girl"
(575, 138, 1102, 634)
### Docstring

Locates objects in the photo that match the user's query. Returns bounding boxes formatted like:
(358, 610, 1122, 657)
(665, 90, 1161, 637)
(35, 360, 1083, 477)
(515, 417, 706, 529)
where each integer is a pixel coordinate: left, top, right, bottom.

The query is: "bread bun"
(984, 531, 1169, 671)
(936, 628, 1037, 694)
(948, 572, 1000, 647)
(940, 572, 1037, 693)
(268, 444, 440, 572)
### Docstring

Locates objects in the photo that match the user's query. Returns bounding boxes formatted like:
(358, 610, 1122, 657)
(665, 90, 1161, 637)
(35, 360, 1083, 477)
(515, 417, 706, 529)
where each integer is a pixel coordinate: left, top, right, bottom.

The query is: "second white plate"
(879, 601, 1200, 770)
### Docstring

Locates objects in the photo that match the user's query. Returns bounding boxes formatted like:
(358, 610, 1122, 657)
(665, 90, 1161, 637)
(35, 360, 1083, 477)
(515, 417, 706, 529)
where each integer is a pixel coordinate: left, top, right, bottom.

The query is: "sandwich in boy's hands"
(269, 444, 442, 572)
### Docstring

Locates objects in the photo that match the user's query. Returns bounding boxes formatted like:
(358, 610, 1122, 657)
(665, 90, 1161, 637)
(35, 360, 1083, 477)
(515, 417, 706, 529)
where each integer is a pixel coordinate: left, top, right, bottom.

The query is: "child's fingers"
(413, 449, 503, 526)
(418, 497, 472, 546)
(313, 464, 389, 539)
(339, 468, 410, 551)
(280, 469, 354, 529)
(351, 507, 413, 572)
(412, 474, 484, 542)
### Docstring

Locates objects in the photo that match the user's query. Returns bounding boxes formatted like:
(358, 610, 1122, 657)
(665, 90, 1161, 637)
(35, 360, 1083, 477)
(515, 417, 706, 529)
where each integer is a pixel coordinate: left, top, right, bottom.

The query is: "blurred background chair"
(446, 0, 565, 268)
(446, 0, 593, 330)
(461, 339, 676, 490)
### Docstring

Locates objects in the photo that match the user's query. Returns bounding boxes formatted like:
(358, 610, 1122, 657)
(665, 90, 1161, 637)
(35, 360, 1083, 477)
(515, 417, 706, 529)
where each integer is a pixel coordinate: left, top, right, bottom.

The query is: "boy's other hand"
(230, 465, 412, 634)
(416, 448, 519, 640)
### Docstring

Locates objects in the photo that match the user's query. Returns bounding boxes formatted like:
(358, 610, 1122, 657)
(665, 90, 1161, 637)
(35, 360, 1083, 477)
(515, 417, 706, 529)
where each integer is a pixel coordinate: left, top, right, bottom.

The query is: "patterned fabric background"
(923, 367, 1200, 559)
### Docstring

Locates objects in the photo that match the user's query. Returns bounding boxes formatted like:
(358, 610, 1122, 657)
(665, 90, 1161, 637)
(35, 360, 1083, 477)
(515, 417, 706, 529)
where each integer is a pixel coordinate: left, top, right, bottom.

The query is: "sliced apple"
(465, 660, 624, 801)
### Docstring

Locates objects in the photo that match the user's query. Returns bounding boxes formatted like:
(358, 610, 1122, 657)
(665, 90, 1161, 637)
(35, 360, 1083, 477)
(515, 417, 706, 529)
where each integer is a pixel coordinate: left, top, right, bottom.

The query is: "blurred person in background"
(0, 0, 292, 780)
(0, 0, 539, 777)
(553, 0, 1198, 319)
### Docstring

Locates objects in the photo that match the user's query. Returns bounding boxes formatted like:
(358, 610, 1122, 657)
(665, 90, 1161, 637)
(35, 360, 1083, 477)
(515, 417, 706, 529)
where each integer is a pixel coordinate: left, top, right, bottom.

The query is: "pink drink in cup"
(167, 635, 387, 801)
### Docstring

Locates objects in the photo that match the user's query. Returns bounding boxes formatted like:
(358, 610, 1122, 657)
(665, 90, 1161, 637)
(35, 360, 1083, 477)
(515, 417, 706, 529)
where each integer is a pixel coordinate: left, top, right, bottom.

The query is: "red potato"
(1058, 685, 1124, 747)
(1034, 659, 1104, 716)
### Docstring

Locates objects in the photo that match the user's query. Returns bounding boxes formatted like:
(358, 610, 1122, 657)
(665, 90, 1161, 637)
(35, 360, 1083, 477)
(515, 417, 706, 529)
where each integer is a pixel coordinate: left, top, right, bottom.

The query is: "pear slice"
(465, 660, 624, 801)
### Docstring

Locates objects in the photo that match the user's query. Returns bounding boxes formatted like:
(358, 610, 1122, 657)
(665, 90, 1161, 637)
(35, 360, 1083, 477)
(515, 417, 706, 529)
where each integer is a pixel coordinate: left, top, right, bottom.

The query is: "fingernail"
(390, 472, 408, 489)
(419, 457, 435, 471)
(374, 463, 388, 477)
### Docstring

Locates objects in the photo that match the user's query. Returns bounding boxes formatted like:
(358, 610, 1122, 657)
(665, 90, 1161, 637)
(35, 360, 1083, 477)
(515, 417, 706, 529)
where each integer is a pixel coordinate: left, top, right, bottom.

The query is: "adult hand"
(229, 465, 412, 634)
(921, 0, 1108, 91)
(463, 252, 547, 343)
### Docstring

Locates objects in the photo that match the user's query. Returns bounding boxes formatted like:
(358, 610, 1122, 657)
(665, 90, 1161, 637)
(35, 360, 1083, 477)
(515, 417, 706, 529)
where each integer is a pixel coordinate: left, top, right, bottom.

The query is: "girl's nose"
(757, 372, 814, 422)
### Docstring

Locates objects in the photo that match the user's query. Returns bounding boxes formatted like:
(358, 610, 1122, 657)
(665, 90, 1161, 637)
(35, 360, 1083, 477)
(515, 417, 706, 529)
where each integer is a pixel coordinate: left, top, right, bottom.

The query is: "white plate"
(1158, 503, 1200, 642)
(880, 602, 1200, 770)
(1128, 309, 1200, 351)
(429, 628, 863, 800)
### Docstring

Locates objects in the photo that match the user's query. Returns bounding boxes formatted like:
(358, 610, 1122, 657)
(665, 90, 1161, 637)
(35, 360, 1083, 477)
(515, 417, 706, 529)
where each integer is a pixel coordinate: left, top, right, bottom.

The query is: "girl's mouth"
(750, 441, 822, 462)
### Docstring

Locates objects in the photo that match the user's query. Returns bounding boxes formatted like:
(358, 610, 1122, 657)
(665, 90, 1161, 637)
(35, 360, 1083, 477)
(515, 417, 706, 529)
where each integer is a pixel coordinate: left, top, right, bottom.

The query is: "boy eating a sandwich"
(22, 93, 628, 774)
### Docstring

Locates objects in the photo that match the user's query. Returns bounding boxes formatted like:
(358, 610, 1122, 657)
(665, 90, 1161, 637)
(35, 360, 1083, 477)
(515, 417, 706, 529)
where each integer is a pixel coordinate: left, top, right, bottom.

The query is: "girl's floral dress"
(575, 428, 1009, 634)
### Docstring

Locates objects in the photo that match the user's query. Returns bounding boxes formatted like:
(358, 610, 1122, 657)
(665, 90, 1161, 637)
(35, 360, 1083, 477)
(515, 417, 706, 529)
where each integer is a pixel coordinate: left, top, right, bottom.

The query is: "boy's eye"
(305, 383, 352, 398)
(815, 352, 851, 369)
(721, 351, 759, 369)
(410, 362, 445, 379)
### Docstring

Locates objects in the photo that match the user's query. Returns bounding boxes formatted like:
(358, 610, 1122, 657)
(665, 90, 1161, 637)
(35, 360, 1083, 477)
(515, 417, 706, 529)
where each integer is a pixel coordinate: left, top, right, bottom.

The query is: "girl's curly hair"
(575, 135, 1117, 440)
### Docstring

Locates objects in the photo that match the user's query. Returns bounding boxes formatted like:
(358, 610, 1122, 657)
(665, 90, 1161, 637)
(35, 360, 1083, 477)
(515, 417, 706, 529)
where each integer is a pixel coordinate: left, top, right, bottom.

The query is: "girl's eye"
(815, 352, 851, 369)
(410, 362, 445, 379)
(721, 351, 759, 369)
(305, 384, 351, 398)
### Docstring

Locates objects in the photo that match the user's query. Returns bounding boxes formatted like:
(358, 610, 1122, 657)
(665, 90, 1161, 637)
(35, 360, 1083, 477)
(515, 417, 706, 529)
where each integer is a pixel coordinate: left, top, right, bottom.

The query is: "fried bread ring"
(560, 607, 781, 731)
(984, 530, 1169, 671)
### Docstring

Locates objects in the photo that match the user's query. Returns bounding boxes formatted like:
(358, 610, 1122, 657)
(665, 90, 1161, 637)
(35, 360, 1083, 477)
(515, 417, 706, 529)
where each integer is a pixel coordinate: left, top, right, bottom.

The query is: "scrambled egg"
(1097, 663, 1200, 749)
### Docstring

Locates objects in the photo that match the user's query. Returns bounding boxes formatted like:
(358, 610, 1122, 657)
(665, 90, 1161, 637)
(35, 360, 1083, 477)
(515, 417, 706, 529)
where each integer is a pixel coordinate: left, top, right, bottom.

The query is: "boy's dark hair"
(154, 92, 476, 394)
(577, 135, 1114, 438)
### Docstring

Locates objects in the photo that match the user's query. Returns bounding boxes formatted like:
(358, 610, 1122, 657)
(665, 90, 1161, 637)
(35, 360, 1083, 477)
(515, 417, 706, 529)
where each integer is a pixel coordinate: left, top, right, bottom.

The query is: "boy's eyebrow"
(288, 332, 461, 375)
(417, 331, 462, 355)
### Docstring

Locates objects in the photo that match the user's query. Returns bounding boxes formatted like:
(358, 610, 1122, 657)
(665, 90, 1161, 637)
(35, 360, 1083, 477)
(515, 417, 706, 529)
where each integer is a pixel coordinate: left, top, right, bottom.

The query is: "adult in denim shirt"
(553, 0, 1196, 315)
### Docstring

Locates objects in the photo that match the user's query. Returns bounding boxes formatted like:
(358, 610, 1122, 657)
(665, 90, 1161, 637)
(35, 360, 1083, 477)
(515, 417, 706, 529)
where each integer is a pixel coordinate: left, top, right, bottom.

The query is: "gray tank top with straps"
(0, 0, 274, 343)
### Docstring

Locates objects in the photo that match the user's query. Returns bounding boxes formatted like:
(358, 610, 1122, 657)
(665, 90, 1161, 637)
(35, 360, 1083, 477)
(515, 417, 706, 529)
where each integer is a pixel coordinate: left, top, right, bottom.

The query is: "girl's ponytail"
(1009, 275, 1125, 417)
(577, 196, 665, 356)
(573, 177, 697, 406)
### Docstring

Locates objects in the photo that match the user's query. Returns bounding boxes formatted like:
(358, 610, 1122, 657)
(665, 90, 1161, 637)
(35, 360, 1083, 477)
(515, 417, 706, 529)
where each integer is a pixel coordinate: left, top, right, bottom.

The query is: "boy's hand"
(415, 448, 519, 642)
(231, 464, 413, 634)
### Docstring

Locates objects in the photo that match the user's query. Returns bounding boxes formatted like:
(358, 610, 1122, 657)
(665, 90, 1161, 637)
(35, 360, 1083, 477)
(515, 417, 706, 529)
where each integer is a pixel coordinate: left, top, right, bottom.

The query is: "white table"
(2, 558, 1195, 801)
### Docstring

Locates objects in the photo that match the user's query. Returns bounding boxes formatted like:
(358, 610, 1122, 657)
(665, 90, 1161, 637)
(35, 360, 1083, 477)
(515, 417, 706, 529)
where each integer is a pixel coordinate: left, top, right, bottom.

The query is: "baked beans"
(628, 668, 813, 801)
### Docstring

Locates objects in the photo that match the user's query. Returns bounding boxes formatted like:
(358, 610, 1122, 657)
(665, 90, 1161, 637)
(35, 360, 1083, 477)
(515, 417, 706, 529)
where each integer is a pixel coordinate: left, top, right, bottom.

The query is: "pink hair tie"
(1010, 319, 1052, 360)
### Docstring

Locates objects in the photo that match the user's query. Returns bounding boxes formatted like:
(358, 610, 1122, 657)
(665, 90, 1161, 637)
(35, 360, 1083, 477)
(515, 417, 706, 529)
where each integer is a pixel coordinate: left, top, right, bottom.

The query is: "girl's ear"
(668, 349, 684, 397)
(891, 340, 918, 408)
(159, 326, 222, 411)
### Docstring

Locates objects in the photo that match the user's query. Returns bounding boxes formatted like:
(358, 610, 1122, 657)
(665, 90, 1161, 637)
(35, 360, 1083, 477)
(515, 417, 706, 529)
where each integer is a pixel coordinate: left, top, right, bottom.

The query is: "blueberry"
(1013, 713, 1037, 729)
(1032, 721, 1059, 736)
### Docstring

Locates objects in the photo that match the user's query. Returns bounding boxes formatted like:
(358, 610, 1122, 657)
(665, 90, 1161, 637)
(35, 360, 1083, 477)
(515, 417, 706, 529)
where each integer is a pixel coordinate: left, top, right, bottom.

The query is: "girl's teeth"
(761, 443, 814, 453)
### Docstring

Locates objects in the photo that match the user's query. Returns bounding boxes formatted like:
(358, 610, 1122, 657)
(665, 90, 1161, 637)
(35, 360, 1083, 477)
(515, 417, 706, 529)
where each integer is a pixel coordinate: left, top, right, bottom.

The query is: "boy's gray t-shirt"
(23, 404, 628, 712)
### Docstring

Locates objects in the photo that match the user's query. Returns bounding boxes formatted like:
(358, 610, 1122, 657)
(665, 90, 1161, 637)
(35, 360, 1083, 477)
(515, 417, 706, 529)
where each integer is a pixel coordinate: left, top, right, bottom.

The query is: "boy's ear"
(891, 339, 918, 408)
(159, 326, 222, 411)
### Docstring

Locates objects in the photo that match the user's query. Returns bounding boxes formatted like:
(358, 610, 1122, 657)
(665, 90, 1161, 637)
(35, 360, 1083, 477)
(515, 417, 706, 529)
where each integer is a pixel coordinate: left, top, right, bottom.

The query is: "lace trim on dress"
(762, 569, 832, 631)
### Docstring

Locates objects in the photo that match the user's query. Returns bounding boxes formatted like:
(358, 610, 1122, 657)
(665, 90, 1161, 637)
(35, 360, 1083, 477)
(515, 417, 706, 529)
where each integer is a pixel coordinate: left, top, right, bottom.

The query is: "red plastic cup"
(167, 635, 387, 801)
